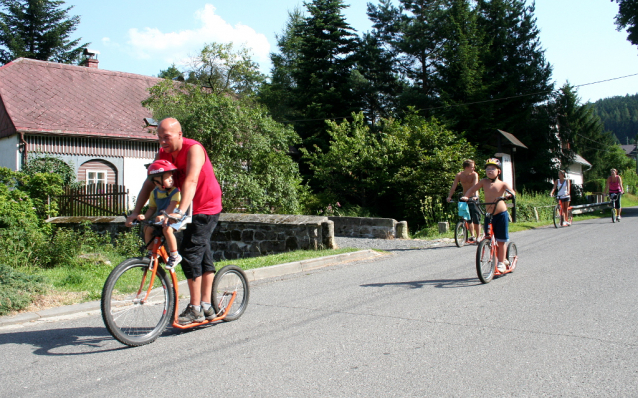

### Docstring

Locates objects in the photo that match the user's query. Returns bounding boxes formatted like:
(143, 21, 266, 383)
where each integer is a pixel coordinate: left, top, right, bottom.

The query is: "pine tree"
(0, 0, 88, 65)
(350, 32, 404, 124)
(367, 0, 449, 113)
(435, 0, 487, 134)
(290, 0, 360, 151)
(475, 0, 553, 146)
(258, 8, 305, 122)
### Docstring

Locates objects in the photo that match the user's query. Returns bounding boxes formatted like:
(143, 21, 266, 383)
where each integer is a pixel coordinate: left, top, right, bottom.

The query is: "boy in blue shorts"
(461, 158, 515, 273)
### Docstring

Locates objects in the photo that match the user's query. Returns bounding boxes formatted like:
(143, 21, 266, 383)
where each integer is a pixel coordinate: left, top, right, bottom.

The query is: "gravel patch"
(335, 236, 454, 251)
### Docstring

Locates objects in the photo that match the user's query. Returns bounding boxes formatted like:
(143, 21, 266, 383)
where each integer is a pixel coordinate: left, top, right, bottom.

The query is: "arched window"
(78, 159, 117, 187)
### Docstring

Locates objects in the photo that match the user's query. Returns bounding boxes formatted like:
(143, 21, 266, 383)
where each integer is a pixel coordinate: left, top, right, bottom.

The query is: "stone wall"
(211, 214, 334, 261)
(46, 214, 336, 261)
(328, 216, 408, 239)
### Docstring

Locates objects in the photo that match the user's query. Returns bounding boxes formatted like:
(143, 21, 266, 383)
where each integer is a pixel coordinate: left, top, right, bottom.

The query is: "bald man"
(127, 117, 223, 324)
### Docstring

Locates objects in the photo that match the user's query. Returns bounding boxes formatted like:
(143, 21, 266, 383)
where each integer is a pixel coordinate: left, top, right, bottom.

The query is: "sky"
(64, 0, 638, 104)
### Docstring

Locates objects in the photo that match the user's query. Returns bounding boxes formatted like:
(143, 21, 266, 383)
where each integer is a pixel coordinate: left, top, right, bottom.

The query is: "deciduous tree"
(613, 0, 638, 48)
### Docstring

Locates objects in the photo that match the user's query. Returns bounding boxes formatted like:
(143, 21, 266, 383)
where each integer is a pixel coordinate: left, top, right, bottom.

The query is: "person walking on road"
(550, 170, 571, 226)
(604, 168, 624, 222)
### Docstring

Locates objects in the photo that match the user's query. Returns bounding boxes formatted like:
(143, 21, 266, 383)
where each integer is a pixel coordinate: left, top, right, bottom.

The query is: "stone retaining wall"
(328, 216, 408, 239)
(46, 214, 336, 261)
(211, 213, 334, 261)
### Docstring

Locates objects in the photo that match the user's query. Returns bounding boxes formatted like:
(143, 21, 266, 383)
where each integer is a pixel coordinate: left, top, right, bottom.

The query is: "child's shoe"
(166, 253, 182, 269)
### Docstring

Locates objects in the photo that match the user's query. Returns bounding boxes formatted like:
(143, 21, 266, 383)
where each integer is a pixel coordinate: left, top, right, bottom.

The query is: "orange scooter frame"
(101, 221, 250, 346)
(143, 235, 237, 329)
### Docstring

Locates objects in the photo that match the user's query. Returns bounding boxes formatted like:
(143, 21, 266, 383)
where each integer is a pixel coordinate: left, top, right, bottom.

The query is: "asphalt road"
(1, 209, 637, 397)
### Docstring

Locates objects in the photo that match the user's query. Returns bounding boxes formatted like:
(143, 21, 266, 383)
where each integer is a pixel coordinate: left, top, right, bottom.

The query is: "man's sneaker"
(617, 216, 621, 221)
(166, 253, 182, 269)
(203, 305, 218, 321)
(497, 262, 506, 273)
(503, 259, 510, 267)
(468, 236, 476, 243)
(178, 304, 204, 325)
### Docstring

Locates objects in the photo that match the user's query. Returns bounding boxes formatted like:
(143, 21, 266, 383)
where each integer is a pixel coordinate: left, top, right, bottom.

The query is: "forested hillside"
(593, 93, 638, 144)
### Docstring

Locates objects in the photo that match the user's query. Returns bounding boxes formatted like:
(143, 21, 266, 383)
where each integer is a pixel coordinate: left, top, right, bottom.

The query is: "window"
(86, 170, 107, 187)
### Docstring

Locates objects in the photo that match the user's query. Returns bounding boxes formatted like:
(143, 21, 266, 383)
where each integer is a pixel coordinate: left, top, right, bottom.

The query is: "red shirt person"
(127, 118, 222, 324)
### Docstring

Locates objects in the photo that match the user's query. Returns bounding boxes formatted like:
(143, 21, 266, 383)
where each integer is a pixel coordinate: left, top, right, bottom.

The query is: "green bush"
(303, 111, 476, 228)
(583, 179, 606, 193)
(0, 263, 48, 315)
(621, 169, 638, 194)
(514, 191, 555, 222)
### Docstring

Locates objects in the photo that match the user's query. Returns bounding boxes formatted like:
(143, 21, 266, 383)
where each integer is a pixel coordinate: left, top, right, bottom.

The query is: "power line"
(279, 72, 638, 123)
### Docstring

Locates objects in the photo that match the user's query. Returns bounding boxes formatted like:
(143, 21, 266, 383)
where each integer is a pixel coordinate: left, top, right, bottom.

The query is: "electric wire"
(279, 72, 638, 123)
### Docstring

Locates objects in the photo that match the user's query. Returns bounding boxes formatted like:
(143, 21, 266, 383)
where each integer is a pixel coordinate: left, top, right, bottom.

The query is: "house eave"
(14, 128, 158, 142)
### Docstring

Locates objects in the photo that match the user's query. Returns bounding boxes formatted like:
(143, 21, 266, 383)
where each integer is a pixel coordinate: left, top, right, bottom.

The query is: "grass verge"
(5, 247, 361, 316)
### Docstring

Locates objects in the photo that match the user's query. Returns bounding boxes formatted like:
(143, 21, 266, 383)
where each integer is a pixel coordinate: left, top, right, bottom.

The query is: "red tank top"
(158, 138, 222, 215)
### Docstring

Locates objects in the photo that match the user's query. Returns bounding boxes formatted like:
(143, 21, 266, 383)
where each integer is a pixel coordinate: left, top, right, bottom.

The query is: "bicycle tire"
(212, 265, 250, 322)
(506, 242, 517, 272)
(454, 221, 467, 248)
(611, 207, 616, 223)
(476, 239, 495, 284)
(566, 209, 573, 225)
(553, 205, 560, 228)
(101, 257, 175, 347)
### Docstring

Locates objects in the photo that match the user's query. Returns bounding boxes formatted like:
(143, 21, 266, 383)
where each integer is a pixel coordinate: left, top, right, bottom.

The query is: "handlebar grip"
(160, 210, 183, 222)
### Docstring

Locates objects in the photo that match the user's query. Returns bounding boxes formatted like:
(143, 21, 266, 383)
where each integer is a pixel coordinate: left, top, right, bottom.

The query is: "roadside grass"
(9, 247, 360, 315)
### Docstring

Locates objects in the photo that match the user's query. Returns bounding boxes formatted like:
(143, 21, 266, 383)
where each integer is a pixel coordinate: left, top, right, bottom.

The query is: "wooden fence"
(57, 184, 129, 216)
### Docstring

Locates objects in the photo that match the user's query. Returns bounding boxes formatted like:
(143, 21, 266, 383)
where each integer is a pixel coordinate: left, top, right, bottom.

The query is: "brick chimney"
(82, 48, 100, 68)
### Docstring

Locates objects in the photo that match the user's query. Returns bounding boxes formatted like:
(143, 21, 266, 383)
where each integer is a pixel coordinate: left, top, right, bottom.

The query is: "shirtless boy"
(461, 158, 515, 273)
(447, 159, 480, 241)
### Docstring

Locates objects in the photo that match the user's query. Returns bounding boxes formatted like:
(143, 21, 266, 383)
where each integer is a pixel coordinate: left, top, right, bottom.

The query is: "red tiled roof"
(0, 58, 162, 140)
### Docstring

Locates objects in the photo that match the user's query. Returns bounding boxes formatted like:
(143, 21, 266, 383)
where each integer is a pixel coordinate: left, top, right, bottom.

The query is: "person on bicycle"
(127, 117, 223, 325)
(137, 159, 184, 269)
(461, 158, 515, 273)
(550, 170, 571, 226)
(447, 159, 480, 242)
(604, 168, 624, 221)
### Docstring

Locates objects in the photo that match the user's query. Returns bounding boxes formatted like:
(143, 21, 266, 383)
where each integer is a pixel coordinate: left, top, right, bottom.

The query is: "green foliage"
(513, 190, 555, 222)
(158, 63, 182, 80)
(368, 0, 448, 110)
(143, 79, 304, 214)
(262, 0, 361, 152)
(184, 42, 265, 97)
(621, 168, 638, 194)
(21, 155, 76, 185)
(420, 196, 455, 226)
(593, 93, 638, 144)
(0, 263, 48, 315)
(0, 0, 89, 65)
(613, 0, 638, 49)
(303, 111, 476, 227)
(0, 178, 48, 268)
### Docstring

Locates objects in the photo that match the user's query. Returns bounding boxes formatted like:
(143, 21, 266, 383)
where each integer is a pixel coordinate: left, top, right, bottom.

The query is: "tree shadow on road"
(361, 277, 479, 290)
(0, 326, 130, 355)
(0, 322, 213, 355)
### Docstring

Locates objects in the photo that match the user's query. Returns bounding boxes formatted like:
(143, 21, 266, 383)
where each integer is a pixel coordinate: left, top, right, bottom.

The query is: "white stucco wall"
(0, 134, 19, 170)
(566, 164, 584, 186)
(500, 154, 513, 187)
(123, 157, 155, 208)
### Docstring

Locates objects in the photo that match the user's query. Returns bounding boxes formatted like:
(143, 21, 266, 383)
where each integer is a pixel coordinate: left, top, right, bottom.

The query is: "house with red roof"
(0, 57, 162, 206)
